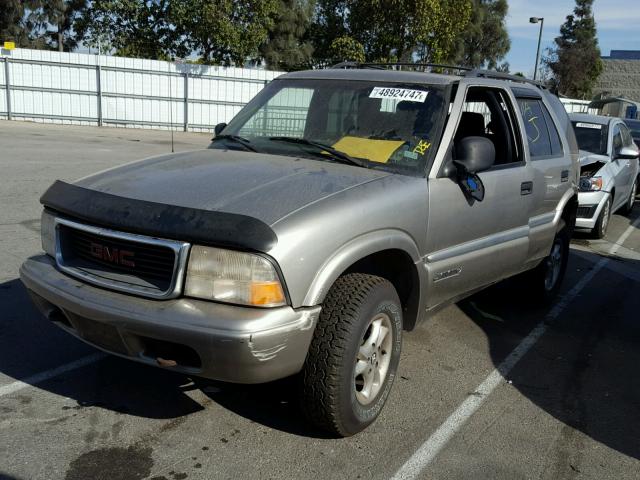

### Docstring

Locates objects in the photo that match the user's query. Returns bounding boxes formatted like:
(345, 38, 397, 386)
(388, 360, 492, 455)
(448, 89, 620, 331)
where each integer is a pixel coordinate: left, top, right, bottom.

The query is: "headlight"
(41, 210, 56, 257)
(579, 176, 603, 192)
(185, 246, 286, 307)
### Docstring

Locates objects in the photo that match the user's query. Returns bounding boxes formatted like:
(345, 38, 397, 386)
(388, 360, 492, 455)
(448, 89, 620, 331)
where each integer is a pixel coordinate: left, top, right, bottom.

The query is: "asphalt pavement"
(1, 120, 639, 480)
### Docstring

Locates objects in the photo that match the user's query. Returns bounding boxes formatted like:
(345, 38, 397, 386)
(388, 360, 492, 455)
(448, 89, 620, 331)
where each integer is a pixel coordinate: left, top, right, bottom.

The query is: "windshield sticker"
(369, 87, 428, 103)
(576, 122, 602, 130)
(413, 140, 431, 155)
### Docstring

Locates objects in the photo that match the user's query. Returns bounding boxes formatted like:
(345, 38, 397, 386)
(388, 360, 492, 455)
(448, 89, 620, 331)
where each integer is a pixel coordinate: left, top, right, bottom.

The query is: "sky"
(504, 0, 640, 77)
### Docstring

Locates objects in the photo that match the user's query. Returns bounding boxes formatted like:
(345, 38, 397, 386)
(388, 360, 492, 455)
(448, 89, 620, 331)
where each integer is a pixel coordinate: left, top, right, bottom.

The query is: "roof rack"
(331, 61, 472, 74)
(329, 62, 550, 91)
(465, 69, 547, 89)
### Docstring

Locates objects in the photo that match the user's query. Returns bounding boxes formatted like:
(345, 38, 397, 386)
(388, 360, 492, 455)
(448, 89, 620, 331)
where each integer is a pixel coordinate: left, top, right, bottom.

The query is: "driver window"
(454, 87, 521, 166)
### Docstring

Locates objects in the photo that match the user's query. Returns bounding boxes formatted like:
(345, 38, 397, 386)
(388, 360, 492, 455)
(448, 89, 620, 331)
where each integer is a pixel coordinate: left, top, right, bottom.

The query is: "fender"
(553, 184, 579, 230)
(302, 229, 425, 307)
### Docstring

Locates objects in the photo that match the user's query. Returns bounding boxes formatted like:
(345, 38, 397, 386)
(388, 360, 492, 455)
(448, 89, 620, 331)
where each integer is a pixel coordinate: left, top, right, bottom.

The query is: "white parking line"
(0, 352, 106, 398)
(391, 217, 640, 480)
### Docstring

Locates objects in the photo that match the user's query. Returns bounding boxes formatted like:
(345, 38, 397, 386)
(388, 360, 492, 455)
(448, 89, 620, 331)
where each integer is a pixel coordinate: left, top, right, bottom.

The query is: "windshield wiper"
(211, 134, 257, 152)
(268, 136, 369, 168)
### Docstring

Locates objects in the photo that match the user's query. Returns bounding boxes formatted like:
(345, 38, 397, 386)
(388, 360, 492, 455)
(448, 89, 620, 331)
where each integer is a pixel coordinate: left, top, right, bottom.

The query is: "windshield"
(210, 78, 448, 175)
(572, 121, 608, 155)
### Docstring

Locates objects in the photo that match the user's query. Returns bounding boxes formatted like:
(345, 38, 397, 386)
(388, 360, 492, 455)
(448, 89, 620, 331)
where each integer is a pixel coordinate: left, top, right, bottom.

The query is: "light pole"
(529, 17, 544, 81)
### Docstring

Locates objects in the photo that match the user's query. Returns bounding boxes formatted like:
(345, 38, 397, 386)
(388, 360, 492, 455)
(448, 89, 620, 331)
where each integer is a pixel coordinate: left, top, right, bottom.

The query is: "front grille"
(577, 205, 597, 219)
(55, 218, 189, 299)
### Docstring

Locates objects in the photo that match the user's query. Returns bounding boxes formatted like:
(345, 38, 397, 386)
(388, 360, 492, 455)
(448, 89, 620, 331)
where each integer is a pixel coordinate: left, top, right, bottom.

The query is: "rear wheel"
(593, 196, 611, 239)
(300, 273, 402, 437)
(526, 225, 570, 302)
(622, 180, 637, 216)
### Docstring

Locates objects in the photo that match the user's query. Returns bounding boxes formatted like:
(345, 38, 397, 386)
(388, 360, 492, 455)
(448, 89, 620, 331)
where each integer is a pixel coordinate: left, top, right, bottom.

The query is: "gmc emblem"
(89, 242, 136, 268)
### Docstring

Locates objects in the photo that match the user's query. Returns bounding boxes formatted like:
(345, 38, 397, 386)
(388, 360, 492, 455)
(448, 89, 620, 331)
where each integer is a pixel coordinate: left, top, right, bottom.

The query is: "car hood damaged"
(75, 149, 390, 225)
(578, 150, 607, 177)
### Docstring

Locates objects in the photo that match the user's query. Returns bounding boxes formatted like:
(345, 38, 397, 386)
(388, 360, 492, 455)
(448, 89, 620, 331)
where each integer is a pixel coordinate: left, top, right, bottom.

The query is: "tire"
(621, 179, 637, 216)
(300, 273, 402, 437)
(592, 196, 611, 239)
(527, 225, 570, 302)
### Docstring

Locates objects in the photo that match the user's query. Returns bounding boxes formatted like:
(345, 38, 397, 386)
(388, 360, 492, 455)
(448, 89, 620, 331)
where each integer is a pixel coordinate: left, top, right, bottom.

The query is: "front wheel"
(300, 273, 402, 437)
(622, 180, 637, 216)
(593, 196, 612, 239)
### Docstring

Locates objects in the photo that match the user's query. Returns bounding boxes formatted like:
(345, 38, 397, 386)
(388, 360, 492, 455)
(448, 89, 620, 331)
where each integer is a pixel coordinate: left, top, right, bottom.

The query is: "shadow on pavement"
(459, 241, 640, 461)
(0, 276, 329, 437)
(0, 278, 204, 420)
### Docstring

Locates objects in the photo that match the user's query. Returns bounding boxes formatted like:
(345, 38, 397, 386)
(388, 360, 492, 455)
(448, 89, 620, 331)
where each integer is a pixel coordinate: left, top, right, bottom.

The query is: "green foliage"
(0, 0, 29, 46)
(171, 0, 278, 66)
(546, 0, 603, 99)
(311, 0, 472, 66)
(27, 0, 88, 52)
(454, 0, 510, 69)
(260, 0, 315, 71)
(329, 35, 365, 63)
(75, 1, 178, 59)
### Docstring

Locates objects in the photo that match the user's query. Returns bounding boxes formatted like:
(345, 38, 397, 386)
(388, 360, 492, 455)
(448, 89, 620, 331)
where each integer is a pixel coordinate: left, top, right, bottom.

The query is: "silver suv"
(20, 64, 579, 436)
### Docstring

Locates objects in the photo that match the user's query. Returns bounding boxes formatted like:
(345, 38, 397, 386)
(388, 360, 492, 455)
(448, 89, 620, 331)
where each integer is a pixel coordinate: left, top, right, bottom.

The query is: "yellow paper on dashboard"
(332, 136, 405, 164)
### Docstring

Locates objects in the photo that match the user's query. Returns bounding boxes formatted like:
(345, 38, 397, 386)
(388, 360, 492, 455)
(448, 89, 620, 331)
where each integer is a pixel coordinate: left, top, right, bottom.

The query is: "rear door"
(514, 91, 572, 262)
(425, 84, 533, 308)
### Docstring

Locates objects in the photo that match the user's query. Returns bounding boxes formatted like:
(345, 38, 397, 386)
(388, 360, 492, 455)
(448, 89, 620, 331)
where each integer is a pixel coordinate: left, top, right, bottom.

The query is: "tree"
(27, 0, 88, 52)
(311, 0, 472, 66)
(172, 0, 278, 66)
(0, 0, 43, 47)
(545, 0, 603, 99)
(75, 1, 178, 59)
(328, 35, 365, 63)
(454, 0, 510, 69)
(260, 0, 315, 71)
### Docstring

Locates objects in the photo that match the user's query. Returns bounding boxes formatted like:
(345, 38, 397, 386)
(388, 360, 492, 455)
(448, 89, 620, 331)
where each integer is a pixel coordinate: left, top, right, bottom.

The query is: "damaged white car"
(570, 113, 639, 238)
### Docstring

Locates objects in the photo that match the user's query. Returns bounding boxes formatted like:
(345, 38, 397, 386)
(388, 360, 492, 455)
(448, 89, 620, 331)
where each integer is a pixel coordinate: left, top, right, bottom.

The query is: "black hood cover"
(40, 180, 278, 252)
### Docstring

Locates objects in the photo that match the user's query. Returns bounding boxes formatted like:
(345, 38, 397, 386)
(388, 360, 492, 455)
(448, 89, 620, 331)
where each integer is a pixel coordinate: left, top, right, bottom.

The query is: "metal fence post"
(95, 62, 103, 126)
(4, 59, 12, 120)
(183, 72, 189, 132)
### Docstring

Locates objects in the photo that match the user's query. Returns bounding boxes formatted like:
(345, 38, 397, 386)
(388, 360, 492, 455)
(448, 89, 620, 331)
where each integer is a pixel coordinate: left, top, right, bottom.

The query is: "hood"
(578, 150, 609, 167)
(76, 149, 390, 225)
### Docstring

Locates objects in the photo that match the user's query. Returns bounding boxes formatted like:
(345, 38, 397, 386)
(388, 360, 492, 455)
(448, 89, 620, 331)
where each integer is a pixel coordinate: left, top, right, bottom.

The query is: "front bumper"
(20, 255, 320, 384)
(575, 190, 608, 230)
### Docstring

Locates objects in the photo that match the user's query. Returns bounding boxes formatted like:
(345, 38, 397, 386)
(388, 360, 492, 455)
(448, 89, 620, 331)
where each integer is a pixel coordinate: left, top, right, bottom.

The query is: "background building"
(594, 50, 640, 116)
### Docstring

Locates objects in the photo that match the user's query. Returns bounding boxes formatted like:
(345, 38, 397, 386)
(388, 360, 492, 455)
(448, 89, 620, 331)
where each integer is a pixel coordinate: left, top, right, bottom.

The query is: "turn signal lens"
(185, 246, 286, 307)
(591, 177, 603, 191)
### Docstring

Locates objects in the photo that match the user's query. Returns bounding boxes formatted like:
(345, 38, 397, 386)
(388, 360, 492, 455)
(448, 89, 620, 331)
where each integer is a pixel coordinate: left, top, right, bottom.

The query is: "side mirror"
(451, 137, 495, 202)
(616, 145, 640, 160)
(454, 136, 496, 173)
(214, 122, 227, 137)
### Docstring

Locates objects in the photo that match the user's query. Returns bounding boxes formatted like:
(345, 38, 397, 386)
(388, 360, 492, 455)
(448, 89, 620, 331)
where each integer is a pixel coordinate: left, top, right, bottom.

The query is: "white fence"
(0, 48, 284, 132)
(560, 98, 599, 115)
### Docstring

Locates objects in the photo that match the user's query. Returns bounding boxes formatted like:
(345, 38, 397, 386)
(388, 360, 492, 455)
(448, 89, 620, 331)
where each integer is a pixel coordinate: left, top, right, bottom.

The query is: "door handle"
(521, 181, 533, 195)
(561, 170, 569, 182)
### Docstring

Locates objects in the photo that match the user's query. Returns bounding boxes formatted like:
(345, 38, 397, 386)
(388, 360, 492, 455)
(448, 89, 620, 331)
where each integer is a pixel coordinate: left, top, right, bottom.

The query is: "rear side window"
(542, 107, 563, 155)
(517, 98, 564, 158)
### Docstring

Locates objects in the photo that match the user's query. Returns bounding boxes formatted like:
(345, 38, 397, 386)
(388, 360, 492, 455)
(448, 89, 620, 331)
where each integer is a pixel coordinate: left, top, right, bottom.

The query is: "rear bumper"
(20, 255, 320, 384)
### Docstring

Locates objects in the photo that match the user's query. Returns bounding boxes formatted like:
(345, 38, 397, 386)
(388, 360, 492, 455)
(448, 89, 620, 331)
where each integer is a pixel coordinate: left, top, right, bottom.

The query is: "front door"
(425, 86, 533, 309)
